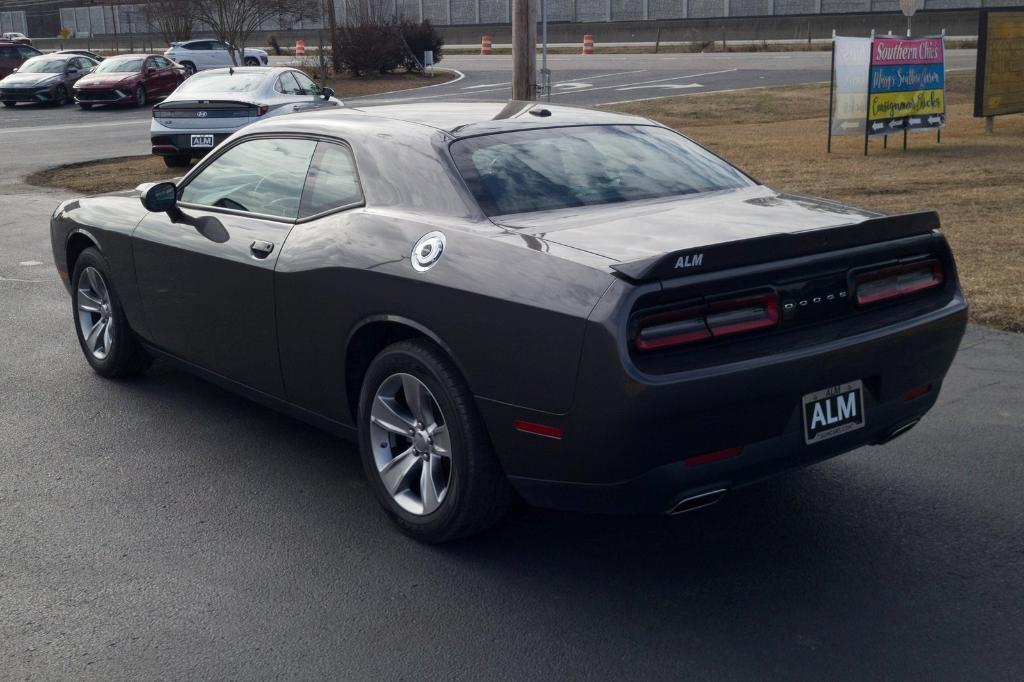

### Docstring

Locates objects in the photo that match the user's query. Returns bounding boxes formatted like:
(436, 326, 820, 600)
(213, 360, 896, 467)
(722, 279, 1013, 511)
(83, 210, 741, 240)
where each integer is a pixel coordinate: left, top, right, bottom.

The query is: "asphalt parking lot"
(2, 51, 1022, 678)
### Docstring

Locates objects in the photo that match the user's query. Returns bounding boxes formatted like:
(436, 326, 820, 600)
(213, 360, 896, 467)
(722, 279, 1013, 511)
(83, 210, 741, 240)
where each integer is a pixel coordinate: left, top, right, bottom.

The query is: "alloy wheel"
(369, 373, 453, 516)
(135, 85, 146, 106)
(76, 266, 114, 360)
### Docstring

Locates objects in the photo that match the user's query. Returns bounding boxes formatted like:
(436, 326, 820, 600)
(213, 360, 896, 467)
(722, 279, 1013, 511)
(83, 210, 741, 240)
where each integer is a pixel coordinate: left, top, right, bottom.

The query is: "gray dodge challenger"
(50, 102, 968, 542)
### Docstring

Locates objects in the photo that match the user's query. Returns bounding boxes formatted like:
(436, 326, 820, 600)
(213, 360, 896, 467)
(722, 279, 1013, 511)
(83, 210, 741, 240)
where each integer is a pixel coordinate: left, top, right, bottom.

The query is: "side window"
(212, 42, 230, 51)
(154, 56, 170, 68)
(188, 41, 210, 51)
(291, 71, 321, 96)
(144, 57, 155, 70)
(0, 46, 16, 59)
(18, 46, 39, 59)
(181, 138, 317, 220)
(68, 58, 83, 71)
(299, 142, 363, 218)
(276, 72, 301, 95)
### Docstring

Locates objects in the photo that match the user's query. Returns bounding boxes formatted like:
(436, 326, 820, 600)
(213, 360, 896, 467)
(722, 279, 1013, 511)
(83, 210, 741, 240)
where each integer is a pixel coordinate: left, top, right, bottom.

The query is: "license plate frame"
(802, 380, 866, 445)
(190, 134, 214, 148)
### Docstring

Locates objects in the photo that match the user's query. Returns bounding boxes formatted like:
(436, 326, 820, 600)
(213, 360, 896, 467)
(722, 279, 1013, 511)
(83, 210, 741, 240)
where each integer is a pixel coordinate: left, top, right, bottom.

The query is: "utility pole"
(326, 0, 340, 74)
(511, 0, 536, 100)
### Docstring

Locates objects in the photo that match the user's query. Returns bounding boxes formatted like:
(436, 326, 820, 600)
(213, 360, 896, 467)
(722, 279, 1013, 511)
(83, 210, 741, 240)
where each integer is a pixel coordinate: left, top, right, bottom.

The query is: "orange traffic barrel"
(295, 39, 306, 57)
(480, 34, 493, 56)
(582, 34, 594, 55)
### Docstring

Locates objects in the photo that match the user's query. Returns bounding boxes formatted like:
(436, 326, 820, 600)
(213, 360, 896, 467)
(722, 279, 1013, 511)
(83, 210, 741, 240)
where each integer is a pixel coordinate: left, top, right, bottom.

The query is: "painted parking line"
(0, 120, 148, 135)
(548, 68, 737, 98)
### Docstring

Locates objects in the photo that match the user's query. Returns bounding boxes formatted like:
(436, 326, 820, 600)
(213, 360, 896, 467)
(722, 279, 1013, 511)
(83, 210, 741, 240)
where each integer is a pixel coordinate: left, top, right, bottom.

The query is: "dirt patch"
(26, 156, 174, 195)
(607, 72, 1024, 332)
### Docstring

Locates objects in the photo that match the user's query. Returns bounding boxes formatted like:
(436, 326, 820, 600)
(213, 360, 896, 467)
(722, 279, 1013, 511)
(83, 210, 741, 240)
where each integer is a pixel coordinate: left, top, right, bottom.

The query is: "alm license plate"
(802, 380, 865, 445)
(190, 134, 214, 148)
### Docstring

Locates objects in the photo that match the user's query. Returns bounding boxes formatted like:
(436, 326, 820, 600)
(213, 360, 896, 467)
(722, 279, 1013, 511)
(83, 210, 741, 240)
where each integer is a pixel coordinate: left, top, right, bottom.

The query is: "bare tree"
(191, 0, 317, 64)
(144, 0, 196, 45)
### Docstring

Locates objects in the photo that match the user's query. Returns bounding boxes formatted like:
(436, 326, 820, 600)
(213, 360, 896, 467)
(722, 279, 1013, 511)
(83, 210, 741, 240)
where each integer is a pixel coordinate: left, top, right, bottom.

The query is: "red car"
(73, 53, 184, 108)
(0, 40, 41, 79)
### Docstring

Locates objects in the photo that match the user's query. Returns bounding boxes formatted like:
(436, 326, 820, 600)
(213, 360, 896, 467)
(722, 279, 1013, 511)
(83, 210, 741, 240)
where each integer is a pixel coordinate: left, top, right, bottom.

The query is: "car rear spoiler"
(609, 211, 941, 282)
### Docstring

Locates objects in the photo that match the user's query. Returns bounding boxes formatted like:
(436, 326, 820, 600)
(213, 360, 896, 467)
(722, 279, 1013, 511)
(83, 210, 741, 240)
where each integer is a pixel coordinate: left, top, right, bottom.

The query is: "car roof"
(268, 101, 653, 139)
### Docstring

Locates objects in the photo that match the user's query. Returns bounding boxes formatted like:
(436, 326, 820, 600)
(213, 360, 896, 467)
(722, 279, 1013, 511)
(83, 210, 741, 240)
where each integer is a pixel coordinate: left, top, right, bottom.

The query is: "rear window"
(0, 46, 16, 59)
(451, 125, 752, 217)
(175, 71, 265, 94)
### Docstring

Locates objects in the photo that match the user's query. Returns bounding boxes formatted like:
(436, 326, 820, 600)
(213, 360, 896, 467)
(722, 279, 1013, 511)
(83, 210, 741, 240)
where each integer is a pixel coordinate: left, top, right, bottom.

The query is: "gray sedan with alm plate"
(150, 66, 341, 168)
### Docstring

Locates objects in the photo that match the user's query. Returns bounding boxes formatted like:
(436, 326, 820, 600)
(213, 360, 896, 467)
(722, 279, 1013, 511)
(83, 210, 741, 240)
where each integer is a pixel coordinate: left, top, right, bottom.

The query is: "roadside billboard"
(867, 36, 946, 136)
(975, 10, 1024, 119)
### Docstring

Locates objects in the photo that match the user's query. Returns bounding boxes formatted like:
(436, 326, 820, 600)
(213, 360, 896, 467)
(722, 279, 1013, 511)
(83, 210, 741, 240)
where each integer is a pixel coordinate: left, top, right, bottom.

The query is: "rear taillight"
(855, 259, 943, 306)
(634, 292, 779, 352)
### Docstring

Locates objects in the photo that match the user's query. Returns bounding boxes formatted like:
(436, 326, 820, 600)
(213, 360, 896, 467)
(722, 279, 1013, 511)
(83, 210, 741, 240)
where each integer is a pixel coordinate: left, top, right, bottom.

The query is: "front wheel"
(53, 85, 68, 106)
(71, 248, 151, 377)
(244, 57, 259, 66)
(358, 339, 511, 543)
(134, 84, 147, 107)
(181, 61, 196, 77)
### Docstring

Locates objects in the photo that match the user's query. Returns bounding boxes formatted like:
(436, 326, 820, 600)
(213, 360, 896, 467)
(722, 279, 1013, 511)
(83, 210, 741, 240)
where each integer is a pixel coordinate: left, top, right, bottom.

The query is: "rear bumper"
(479, 293, 968, 515)
(150, 132, 233, 157)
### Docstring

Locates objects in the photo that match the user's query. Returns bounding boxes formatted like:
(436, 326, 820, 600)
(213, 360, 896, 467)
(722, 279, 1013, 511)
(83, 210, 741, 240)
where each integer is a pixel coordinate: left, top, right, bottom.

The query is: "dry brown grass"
(607, 72, 1024, 332)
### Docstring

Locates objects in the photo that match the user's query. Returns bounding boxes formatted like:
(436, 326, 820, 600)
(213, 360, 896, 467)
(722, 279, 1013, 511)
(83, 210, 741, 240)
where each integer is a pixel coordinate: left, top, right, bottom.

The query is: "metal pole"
(826, 37, 835, 153)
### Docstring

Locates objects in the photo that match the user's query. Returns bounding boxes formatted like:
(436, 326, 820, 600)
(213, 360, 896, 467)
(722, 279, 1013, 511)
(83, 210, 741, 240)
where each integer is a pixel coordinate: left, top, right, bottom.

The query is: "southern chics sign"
(829, 35, 946, 144)
(868, 37, 946, 135)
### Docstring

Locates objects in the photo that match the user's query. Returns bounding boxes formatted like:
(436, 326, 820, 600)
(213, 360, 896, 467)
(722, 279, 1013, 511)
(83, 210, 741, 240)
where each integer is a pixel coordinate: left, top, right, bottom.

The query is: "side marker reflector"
(685, 446, 743, 467)
(514, 420, 564, 440)
(902, 384, 932, 401)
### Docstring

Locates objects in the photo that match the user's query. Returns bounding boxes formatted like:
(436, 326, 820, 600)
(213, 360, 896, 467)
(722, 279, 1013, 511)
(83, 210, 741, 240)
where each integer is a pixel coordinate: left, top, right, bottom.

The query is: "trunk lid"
(491, 186, 939, 280)
(152, 99, 257, 130)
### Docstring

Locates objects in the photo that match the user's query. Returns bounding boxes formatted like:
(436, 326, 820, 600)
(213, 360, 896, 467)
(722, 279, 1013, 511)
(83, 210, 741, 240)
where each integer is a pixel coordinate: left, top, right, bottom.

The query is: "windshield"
(19, 57, 67, 74)
(96, 58, 143, 73)
(175, 71, 265, 94)
(451, 125, 753, 217)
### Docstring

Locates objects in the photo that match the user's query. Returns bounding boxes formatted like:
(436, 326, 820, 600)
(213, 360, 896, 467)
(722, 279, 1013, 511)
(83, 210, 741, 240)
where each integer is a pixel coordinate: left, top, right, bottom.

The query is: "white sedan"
(150, 67, 341, 168)
(164, 39, 269, 76)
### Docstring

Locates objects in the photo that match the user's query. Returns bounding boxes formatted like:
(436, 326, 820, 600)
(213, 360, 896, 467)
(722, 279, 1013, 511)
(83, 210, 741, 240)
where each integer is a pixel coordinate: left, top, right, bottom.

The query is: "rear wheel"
(134, 84, 147, 107)
(244, 57, 259, 66)
(71, 248, 151, 378)
(358, 339, 511, 543)
(162, 155, 191, 168)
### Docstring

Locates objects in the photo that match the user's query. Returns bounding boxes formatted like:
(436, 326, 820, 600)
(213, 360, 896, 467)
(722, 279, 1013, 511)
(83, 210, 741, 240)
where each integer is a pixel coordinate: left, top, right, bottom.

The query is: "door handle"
(250, 240, 274, 258)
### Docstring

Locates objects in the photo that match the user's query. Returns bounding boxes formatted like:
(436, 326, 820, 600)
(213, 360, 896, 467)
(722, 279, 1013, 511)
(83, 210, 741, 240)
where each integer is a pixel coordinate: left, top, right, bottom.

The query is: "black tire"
(162, 155, 191, 168)
(78, 102, 93, 109)
(181, 61, 196, 77)
(53, 85, 68, 106)
(134, 84, 146, 107)
(244, 57, 259, 66)
(358, 339, 511, 543)
(2, 101, 15, 108)
(70, 247, 151, 378)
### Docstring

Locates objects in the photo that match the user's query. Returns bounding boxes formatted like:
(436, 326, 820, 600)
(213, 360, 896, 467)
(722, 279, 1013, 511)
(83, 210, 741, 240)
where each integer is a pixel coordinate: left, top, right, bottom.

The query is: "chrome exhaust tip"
(668, 488, 728, 515)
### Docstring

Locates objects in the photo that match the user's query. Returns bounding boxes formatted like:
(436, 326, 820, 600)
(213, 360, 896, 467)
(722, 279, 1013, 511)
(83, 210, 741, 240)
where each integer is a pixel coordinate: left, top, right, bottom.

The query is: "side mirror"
(322, 87, 334, 101)
(146, 67, 156, 75)
(140, 181, 177, 213)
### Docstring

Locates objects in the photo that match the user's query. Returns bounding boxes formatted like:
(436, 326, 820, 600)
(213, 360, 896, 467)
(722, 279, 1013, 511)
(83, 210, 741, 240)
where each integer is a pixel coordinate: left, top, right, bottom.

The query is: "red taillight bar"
(855, 260, 943, 306)
(514, 420, 564, 440)
(633, 293, 779, 352)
